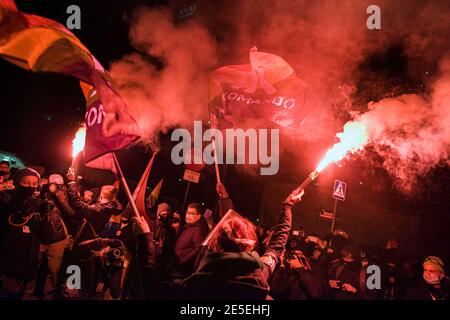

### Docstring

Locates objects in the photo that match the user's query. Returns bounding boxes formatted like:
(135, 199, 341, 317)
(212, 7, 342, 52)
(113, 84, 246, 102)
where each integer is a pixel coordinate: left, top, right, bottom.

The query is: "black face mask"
(16, 185, 37, 200)
(0, 171, 8, 176)
(172, 217, 180, 223)
(158, 215, 170, 224)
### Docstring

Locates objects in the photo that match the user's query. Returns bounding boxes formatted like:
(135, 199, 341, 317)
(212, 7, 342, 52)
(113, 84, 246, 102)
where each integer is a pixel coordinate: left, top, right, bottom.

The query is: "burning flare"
(293, 120, 368, 196)
(72, 125, 86, 159)
(315, 121, 368, 172)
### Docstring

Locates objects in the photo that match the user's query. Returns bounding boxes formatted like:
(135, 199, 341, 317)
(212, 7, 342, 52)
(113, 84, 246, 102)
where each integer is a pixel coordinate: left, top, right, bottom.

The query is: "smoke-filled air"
(108, 0, 450, 193)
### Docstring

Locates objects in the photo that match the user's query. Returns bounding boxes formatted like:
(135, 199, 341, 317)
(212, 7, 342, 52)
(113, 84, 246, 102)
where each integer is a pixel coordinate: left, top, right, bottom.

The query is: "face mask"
(0, 171, 8, 176)
(424, 273, 442, 285)
(172, 217, 180, 223)
(16, 185, 37, 200)
(158, 215, 170, 223)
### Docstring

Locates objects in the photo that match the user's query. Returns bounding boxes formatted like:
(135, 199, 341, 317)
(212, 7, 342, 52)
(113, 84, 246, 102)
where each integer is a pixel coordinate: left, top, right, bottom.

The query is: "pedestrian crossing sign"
(333, 180, 347, 201)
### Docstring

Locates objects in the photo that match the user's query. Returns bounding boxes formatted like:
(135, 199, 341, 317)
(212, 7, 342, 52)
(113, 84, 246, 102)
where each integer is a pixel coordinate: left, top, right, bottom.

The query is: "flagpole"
(211, 137, 221, 184)
(112, 152, 142, 221)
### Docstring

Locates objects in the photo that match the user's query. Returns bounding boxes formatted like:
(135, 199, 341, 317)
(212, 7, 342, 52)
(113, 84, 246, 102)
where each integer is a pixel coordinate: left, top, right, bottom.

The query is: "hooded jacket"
(182, 251, 270, 300)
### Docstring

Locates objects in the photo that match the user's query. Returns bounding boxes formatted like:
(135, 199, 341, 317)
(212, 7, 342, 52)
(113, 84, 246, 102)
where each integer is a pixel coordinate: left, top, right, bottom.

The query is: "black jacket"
(328, 259, 363, 300)
(66, 182, 122, 234)
(37, 194, 68, 245)
(174, 217, 209, 277)
(136, 232, 158, 299)
(0, 190, 41, 281)
(405, 277, 450, 300)
(182, 251, 270, 300)
(54, 188, 78, 235)
(152, 220, 177, 278)
(270, 255, 328, 300)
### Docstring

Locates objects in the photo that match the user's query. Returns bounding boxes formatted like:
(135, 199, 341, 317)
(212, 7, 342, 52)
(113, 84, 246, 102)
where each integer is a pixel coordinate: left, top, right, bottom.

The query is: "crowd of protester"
(0, 161, 449, 300)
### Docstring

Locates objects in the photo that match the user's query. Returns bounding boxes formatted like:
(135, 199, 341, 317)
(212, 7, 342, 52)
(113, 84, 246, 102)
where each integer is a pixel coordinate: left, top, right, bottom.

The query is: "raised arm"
(260, 189, 304, 276)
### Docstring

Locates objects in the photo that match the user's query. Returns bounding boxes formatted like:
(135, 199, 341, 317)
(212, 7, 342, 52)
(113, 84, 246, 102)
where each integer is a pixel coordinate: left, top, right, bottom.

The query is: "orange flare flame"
(315, 121, 368, 172)
(72, 125, 86, 159)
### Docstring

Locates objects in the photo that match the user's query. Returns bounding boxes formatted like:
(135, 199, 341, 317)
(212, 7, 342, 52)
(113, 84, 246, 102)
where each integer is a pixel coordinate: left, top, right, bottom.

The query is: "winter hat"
(49, 174, 64, 185)
(423, 256, 445, 274)
(13, 167, 41, 187)
(341, 244, 360, 260)
(157, 203, 172, 215)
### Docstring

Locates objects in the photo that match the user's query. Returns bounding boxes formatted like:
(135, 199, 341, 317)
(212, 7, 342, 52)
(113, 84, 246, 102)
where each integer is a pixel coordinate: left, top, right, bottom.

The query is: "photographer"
(286, 235, 328, 299)
(271, 234, 327, 300)
(25, 174, 69, 300)
(0, 168, 42, 299)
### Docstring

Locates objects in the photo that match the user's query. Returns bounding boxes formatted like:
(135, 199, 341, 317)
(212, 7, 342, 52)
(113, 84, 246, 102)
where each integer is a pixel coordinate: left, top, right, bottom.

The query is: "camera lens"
(112, 248, 122, 258)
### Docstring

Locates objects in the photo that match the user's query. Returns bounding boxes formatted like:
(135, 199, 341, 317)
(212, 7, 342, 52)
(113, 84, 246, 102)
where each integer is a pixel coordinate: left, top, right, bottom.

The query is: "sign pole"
(331, 198, 338, 234)
(329, 179, 347, 248)
(182, 181, 191, 213)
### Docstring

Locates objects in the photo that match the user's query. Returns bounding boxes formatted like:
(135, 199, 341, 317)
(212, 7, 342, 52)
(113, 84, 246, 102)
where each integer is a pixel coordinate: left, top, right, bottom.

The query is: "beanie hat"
(342, 244, 360, 260)
(13, 167, 41, 187)
(423, 256, 445, 274)
(49, 174, 64, 185)
(157, 203, 172, 215)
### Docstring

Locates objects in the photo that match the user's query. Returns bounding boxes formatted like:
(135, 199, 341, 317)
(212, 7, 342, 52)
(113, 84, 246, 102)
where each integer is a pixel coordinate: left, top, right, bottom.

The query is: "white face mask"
(423, 272, 442, 285)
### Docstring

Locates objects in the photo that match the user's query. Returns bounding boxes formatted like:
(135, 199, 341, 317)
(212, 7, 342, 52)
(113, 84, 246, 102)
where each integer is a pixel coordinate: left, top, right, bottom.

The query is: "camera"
(285, 249, 312, 271)
(104, 246, 125, 268)
(79, 238, 126, 268)
(40, 183, 64, 196)
(39, 200, 55, 215)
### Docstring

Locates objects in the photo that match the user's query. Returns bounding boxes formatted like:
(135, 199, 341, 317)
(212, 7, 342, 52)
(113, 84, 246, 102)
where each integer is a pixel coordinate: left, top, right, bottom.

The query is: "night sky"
(1, 0, 449, 261)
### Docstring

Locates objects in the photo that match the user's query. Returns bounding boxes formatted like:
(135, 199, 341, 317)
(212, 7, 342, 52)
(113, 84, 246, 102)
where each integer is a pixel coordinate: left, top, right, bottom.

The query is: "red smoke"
(108, 0, 450, 192)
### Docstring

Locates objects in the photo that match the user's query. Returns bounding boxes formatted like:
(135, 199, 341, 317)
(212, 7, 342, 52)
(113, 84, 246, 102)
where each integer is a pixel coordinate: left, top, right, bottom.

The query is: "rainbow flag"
(0, 0, 140, 162)
(0, 0, 103, 83)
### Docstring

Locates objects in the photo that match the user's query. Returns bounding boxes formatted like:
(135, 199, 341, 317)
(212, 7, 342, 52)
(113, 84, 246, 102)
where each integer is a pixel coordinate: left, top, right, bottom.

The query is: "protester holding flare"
(65, 168, 123, 234)
(138, 187, 304, 300)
